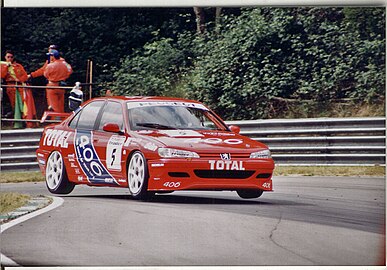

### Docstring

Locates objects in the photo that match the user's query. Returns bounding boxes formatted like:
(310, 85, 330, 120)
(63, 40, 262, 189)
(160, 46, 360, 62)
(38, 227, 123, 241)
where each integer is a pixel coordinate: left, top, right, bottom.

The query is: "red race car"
(36, 96, 274, 200)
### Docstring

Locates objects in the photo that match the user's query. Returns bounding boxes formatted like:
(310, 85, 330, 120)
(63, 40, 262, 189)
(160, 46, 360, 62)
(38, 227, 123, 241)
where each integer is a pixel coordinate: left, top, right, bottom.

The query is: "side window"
(98, 101, 124, 131)
(76, 101, 105, 130)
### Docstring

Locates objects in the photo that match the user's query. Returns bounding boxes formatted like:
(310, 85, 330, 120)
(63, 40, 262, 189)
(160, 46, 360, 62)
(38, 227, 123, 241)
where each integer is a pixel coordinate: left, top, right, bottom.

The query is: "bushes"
(110, 7, 385, 120)
(111, 38, 187, 96)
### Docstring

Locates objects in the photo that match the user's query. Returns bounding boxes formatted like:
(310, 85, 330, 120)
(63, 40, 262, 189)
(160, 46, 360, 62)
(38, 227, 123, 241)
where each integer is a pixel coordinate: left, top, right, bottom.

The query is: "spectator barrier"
(0, 117, 385, 171)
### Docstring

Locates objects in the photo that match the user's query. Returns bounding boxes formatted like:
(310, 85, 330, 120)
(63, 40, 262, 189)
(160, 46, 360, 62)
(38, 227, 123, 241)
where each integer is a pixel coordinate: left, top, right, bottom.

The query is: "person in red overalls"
(1, 50, 28, 111)
(1, 50, 37, 128)
(28, 45, 72, 112)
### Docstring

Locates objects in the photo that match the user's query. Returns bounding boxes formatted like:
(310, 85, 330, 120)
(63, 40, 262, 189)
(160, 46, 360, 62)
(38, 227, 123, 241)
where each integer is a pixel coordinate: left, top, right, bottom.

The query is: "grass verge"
(274, 166, 386, 177)
(0, 192, 31, 214)
(0, 171, 45, 183)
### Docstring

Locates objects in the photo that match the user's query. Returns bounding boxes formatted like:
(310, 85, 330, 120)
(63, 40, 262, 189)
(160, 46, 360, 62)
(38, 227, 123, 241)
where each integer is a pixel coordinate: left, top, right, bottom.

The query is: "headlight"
(158, 148, 200, 158)
(250, 149, 271, 159)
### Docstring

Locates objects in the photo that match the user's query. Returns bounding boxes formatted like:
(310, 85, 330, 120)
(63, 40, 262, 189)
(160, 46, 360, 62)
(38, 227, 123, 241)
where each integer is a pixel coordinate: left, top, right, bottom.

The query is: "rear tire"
(127, 151, 152, 200)
(45, 151, 75, 194)
(236, 189, 263, 199)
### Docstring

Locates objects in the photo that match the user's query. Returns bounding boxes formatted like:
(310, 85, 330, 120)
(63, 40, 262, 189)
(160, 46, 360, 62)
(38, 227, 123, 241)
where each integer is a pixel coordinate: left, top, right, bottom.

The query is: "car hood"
(133, 129, 268, 154)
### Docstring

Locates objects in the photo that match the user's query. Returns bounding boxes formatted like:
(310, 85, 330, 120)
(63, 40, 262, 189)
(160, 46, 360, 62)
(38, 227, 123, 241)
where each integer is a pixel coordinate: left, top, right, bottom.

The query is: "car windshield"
(127, 102, 227, 131)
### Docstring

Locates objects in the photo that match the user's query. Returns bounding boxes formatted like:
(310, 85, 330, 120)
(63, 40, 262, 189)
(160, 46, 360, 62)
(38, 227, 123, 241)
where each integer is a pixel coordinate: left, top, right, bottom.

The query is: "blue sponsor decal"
(74, 130, 119, 185)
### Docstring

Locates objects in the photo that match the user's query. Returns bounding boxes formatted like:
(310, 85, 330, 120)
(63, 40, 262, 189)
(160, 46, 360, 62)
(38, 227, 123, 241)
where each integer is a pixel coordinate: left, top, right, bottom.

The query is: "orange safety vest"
(1, 61, 37, 127)
(44, 58, 73, 82)
(1, 61, 28, 82)
(1, 62, 8, 79)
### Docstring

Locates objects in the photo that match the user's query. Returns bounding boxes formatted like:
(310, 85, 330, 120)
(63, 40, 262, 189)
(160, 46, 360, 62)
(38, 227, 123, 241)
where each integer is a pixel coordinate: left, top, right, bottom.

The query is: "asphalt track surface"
(1, 176, 385, 266)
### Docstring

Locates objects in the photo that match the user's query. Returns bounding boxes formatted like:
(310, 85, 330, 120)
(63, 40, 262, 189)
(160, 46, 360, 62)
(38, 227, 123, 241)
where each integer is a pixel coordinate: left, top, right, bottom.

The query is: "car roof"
(89, 96, 204, 104)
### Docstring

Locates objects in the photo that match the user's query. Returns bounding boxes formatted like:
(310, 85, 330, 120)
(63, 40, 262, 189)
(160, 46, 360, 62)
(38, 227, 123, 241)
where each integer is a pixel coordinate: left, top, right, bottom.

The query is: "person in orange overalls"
(43, 50, 73, 112)
(28, 45, 72, 112)
(1, 50, 37, 128)
(1, 50, 28, 111)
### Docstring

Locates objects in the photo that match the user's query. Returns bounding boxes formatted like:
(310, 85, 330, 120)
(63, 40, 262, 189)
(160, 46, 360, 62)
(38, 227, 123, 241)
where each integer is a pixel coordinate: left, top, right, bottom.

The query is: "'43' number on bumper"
(163, 182, 181, 188)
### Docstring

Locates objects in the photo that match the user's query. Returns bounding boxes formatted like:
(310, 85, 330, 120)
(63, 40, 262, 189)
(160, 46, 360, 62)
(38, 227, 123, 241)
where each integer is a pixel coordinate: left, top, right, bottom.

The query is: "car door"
(68, 100, 116, 185)
(93, 100, 127, 185)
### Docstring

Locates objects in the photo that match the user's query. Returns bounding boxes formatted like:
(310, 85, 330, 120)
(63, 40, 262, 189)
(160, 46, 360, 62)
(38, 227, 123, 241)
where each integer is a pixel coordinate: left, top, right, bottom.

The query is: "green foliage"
(182, 7, 385, 119)
(1, 8, 194, 94)
(111, 37, 189, 96)
(109, 7, 385, 120)
(2, 7, 385, 119)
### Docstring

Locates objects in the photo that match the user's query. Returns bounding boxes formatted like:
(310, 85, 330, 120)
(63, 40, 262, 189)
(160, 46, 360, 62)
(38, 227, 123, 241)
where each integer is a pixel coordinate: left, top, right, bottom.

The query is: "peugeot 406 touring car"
(36, 96, 274, 200)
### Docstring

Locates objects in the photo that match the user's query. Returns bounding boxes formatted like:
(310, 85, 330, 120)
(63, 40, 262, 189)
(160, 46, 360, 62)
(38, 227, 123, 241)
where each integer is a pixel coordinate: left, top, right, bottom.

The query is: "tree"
(1, 7, 195, 93)
(193, 7, 206, 34)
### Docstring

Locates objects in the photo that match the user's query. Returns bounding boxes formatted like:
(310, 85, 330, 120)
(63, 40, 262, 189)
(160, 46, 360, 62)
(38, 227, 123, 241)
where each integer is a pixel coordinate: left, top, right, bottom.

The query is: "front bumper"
(147, 158, 274, 191)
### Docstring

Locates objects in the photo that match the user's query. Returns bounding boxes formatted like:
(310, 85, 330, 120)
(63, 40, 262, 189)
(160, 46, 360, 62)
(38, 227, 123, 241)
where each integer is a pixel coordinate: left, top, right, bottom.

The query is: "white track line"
(0, 196, 64, 266)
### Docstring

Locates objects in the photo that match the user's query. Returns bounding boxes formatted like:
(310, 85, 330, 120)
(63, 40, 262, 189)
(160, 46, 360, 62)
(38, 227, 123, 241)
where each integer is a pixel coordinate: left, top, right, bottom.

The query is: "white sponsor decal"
(137, 130, 153, 134)
(106, 135, 126, 170)
(202, 132, 236, 137)
(127, 101, 207, 110)
(151, 163, 165, 167)
(43, 129, 72, 148)
(38, 159, 45, 165)
(67, 153, 76, 162)
(224, 139, 244, 145)
(262, 182, 271, 189)
(163, 182, 181, 188)
(77, 176, 83, 181)
(208, 160, 245, 170)
(185, 138, 243, 145)
(124, 137, 133, 147)
(104, 178, 114, 183)
(161, 130, 203, 138)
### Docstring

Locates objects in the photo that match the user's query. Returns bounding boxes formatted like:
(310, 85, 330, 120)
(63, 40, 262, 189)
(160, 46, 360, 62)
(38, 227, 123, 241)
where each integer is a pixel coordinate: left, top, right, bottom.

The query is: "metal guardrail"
(0, 117, 386, 171)
(227, 117, 386, 166)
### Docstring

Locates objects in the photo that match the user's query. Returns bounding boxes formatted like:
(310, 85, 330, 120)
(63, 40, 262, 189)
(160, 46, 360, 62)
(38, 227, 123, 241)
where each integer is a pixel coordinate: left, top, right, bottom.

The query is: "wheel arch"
(45, 150, 75, 194)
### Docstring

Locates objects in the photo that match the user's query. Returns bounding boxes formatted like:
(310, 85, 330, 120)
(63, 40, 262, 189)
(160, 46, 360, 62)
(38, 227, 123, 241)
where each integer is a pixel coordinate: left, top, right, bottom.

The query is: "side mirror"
(229, 125, 241, 134)
(103, 123, 122, 134)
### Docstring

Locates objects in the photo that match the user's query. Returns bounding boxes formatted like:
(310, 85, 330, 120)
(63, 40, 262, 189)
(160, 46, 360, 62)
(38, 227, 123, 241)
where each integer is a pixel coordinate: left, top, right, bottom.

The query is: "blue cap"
(48, 49, 60, 59)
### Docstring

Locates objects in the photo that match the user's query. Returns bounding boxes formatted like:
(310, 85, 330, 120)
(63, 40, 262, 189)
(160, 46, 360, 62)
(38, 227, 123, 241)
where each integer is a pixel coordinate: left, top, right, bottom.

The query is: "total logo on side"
(43, 129, 73, 148)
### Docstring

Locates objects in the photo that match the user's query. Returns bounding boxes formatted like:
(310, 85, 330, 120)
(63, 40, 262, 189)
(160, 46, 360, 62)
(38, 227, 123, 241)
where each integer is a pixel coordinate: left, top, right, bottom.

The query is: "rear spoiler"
(40, 111, 72, 123)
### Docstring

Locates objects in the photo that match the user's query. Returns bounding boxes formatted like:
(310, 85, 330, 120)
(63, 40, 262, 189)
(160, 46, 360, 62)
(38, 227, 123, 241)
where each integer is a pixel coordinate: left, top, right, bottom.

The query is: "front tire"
(127, 151, 151, 200)
(45, 151, 75, 194)
(237, 189, 263, 199)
